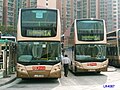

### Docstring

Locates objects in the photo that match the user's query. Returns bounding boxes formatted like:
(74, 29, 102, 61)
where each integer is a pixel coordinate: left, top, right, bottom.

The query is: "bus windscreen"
(17, 41, 61, 64)
(75, 44, 106, 61)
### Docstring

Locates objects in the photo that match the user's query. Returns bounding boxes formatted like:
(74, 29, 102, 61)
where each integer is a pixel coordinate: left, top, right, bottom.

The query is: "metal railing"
(0, 41, 16, 78)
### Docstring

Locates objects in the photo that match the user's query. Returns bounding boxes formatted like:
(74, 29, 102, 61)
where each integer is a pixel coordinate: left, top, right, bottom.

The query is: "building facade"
(37, 0, 56, 8)
(106, 0, 120, 32)
(77, 0, 107, 19)
(3, 0, 15, 26)
(17, 0, 37, 8)
(0, 0, 3, 25)
(61, 0, 77, 33)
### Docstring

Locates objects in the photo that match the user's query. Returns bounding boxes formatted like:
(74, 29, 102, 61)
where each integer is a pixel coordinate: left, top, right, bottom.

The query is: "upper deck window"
(76, 20, 104, 41)
(21, 9, 57, 37)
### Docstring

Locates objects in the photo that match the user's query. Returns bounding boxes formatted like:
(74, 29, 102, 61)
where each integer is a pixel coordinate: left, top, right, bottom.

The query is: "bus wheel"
(75, 66, 77, 72)
(74, 66, 78, 75)
(51, 78, 58, 80)
(96, 71, 100, 73)
(22, 78, 28, 80)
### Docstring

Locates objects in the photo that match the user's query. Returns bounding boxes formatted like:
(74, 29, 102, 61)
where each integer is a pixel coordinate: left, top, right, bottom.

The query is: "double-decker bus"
(66, 18, 108, 73)
(17, 8, 61, 79)
(107, 29, 120, 67)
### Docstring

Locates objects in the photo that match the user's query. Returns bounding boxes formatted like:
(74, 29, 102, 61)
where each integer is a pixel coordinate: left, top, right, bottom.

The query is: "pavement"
(0, 73, 16, 87)
(107, 66, 117, 72)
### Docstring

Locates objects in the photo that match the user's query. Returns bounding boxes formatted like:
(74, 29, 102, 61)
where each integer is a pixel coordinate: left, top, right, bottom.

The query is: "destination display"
(81, 35, 101, 40)
(27, 30, 52, 37)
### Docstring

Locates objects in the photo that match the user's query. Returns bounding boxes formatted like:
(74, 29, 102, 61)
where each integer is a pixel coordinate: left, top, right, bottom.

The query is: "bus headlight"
(75, 61, 83, 68)
(102, 59, 108, 67)
(17, 64, 27, 73)
(50, 63, 61, 74)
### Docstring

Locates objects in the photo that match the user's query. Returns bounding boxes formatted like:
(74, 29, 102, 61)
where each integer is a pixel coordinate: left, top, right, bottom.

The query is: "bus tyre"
(75, 66, 77, 72)
(96, 71, 100, 73)
(22, 78, 28, 80)
(74, 66, 77, 75)
(52, 78, 58, 80)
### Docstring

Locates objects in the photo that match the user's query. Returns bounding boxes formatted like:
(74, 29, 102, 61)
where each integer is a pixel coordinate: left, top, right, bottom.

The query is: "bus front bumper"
(16, 63, 61, 78)
(74, 59, 108, 72)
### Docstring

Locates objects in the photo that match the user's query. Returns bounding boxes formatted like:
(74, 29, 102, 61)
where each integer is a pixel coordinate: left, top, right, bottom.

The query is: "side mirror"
(72, 46, 74, 51)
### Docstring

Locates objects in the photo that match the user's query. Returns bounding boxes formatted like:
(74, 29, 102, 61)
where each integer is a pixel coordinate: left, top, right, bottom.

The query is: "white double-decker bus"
(66, 18, 108, 73)
(17, 8, 61, 79)
(107, 29, 120, 67)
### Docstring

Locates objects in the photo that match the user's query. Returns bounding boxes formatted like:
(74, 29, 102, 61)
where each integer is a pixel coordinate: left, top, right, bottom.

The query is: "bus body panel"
(17, 63, 61, 78)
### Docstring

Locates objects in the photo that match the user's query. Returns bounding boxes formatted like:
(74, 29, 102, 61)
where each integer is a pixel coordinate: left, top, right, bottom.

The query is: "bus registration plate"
(32, 66, 46, 70)
(34, 75, 44, 77)
(87, 62, 97, 66)
(88, 69, 96, 72)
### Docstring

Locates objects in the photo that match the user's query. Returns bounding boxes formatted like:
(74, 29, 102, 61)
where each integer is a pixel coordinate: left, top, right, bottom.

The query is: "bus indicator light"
(87, 62, 97, 66)
(32, 66, 46, 70)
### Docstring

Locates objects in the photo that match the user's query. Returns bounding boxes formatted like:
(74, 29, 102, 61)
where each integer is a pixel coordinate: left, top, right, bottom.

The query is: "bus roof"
(19, 8, 59, 11)
(75, 18, 105, 21)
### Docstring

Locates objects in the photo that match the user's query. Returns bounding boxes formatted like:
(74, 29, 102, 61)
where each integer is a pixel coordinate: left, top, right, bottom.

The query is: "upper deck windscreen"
(21, 9, 57, 37)
(76, 20, 104, 41)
